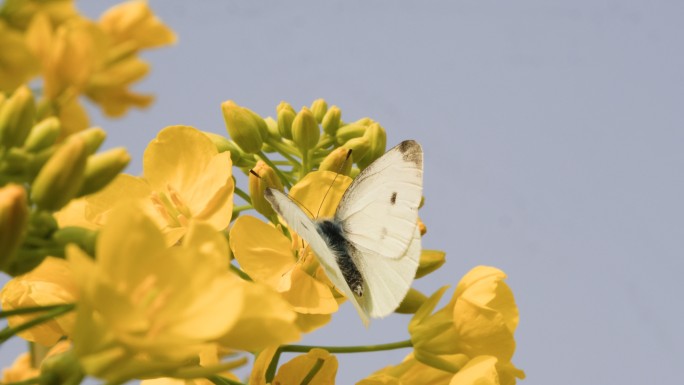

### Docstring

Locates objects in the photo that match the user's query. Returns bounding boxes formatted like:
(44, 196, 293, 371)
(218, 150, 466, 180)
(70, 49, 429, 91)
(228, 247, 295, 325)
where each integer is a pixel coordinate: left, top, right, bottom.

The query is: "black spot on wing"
(390, 192, 397, 205)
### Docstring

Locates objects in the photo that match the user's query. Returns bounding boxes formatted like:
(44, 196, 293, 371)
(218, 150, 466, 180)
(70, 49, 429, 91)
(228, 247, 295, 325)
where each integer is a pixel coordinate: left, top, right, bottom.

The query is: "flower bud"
(0, 184, 28, 271)
(40, 350, 85, 385)
(343, 136, 371, 165)
(335, 123, 366, 144)
(249, 160, 284, 218)
(265, 116, 280, 139)
(310, 98, 328, 123)
(0, 85, 36, 148)
(23, 117, 61, 152)
(321, 105, 341, 136)
(221, 100, 264, 154)
(31, 136, 89, 211)
(319, 147, 352, 176)
(78, 147, 131, 196)
(72, 127, 106, 155)
(396, 288, 428, 314)
(292, 107, 320, 153)
(415, 250, 446, 279)
(276, 101, 296, 139)
(364, 123, 387, 161)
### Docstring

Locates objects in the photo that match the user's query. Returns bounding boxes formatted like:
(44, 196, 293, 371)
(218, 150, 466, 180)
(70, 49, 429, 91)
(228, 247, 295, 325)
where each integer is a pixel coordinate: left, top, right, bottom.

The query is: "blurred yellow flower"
(0, 19, 38, 92)
(0, 0, 77, 30)
(67, 203, 243, 381)
(99, 0, 176, 50)
(1, 352, 39, 383)
(409, 267, 524, 380)
(82, 125, 234, 244)
(0, 256, 77, 345)
(230, 171, 352, 329)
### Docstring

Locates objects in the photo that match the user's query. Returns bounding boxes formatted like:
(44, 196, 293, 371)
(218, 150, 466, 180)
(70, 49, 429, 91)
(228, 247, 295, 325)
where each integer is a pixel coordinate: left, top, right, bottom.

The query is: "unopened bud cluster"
(220, 98, 388, 186)
(0, 87, 128, 275)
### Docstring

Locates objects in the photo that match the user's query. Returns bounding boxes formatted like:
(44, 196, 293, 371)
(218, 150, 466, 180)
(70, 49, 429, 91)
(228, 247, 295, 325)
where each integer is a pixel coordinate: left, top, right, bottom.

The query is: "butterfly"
(264, 140, 423, 325)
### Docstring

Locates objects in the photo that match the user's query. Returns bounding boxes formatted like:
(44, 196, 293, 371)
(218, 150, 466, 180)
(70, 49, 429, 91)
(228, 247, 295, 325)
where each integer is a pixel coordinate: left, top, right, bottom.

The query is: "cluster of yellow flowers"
(0, 1, 525, 384)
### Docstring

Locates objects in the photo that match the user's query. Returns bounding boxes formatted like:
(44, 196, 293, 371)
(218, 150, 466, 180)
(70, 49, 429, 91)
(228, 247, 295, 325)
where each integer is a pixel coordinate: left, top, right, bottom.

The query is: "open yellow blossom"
(0, 256, 77, 345)
(1, 352, 39, 383)
(230, 171, 352, 329)
(99, 0, 176, 50)
(83, 125, 234, 244)
(0, 0, 78, 30)
(0, 20, 38, 92)
(409, 267, 524, 380)
(67, 203, 243, 382)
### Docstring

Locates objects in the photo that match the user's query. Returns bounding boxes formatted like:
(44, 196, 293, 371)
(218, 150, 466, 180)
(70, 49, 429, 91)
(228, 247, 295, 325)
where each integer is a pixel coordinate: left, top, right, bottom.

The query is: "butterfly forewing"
(335, 140, 423, 260)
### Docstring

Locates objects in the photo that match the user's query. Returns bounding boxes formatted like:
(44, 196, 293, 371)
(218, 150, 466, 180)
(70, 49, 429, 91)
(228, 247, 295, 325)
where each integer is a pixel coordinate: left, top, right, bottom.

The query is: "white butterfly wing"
(354, 225, 421, 318)
(336, 140, 423, 260)
(263, 188, 370, 325)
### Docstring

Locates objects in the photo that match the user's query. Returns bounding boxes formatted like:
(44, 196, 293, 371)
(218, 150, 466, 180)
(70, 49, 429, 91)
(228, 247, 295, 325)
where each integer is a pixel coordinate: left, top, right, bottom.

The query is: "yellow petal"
(281, 266, 338, 314)
(218, 281, 300, 352)
(99, 0, 176, 49)
(249, 346, 280, 385)
(289, 171, 351, 219)
(0, 257, 77, 346)
(449, 356, 499, 385)
(273, 348, 338, 385)
(230, 215, 295, 289)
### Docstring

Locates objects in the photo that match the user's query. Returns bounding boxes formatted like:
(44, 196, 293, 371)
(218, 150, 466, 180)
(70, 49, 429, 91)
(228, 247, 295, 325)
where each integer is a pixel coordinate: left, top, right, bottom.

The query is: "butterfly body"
(265, 140, 423, 325)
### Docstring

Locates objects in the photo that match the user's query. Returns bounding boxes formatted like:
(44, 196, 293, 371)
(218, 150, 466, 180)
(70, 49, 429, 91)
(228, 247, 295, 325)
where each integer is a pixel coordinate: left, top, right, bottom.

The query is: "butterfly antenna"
(250, 168, 317, 220)
(315, 149, 352, 219)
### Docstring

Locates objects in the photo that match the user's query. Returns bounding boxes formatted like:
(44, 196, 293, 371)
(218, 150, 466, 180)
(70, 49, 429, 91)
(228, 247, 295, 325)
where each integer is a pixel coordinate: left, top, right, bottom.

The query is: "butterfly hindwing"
(336, 140, 423, 260)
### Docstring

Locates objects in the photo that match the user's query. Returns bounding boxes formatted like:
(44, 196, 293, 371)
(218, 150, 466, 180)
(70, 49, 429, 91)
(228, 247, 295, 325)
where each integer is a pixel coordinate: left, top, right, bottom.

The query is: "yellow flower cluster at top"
(0, 1, 526, 384)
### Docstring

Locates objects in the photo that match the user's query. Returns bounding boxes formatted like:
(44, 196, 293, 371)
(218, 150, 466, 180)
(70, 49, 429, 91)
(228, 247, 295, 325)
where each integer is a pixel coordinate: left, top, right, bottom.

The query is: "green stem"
(232, 204, 252, 215)
(300, 358, 325, 385)
(207, 375, 246, 385)
(265, 139, 301, 165)
(300, 149, 311, 179)
(174, 357, 248, 378)
(265, 347, 282, 383)
(257, 151, 292, 189)
(0, 303, 74, 319)
(0, 304, 75, 343)
(233, 186, 251, 204)
(281, 339, 412, 354)
(229, 264, 252, 281)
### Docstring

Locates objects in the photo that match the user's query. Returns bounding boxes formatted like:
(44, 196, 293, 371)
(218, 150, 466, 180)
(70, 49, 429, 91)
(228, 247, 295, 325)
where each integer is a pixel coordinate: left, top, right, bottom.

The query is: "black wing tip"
(396, 140, 423, 167)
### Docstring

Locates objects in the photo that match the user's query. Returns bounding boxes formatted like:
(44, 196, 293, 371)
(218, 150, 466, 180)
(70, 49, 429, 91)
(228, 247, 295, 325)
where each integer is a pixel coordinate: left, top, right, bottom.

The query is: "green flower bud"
(265, 116, 280, 139)
(321, 105, 341, 136)
(40, 350, 85, 385)
(310, 98, 328, 123)
(276, 101, 296, 139)
(395, 288, 428, 314)
(0, 85, 36, 148)
(72, 127, 106, 155)
(292, 107, 320, 153)
(53, 226, 98, 256)
(31, 136, 89, 211)
(24, 117, 61, 152)
(249, 160, 284, 218)
(415, 250, 446, 279)
(335, 123, 366, 145)
(358, 122, 387, 169)
(221, 100, 264, 154)
(78, 147, 131, 196)
(343, 136, 371, 165)
(319, 147, 352, 176)
(0, 184, 28, 271)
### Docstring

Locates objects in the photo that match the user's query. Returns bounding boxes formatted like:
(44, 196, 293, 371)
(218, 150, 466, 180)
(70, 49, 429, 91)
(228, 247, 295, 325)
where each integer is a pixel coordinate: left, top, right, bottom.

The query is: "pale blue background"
(2, 1, 683, 384)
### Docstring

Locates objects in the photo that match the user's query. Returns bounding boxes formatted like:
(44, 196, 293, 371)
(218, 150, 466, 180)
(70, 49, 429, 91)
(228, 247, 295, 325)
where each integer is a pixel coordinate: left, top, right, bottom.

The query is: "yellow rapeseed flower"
(67, 203, 243, 382)
(82, 125, 234, 244)
(0, 20, 38, 92)
(0, 256, 77, 345)
(230, 171, 352, 329)
(409, 267, 524, 380)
